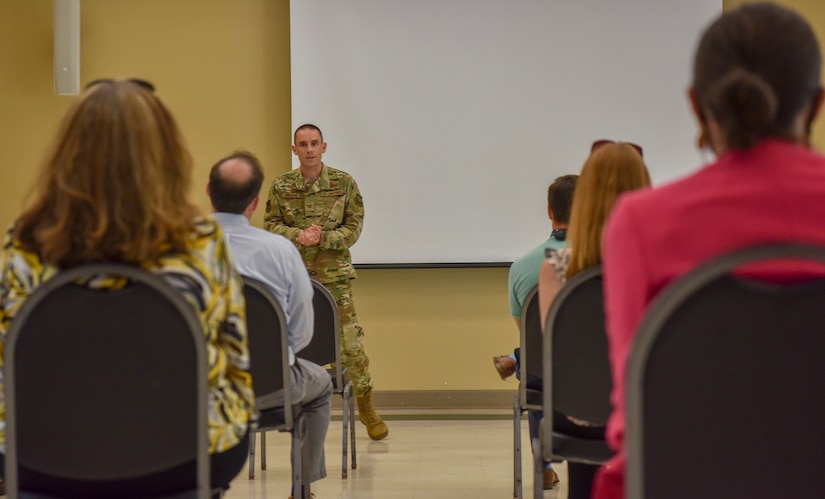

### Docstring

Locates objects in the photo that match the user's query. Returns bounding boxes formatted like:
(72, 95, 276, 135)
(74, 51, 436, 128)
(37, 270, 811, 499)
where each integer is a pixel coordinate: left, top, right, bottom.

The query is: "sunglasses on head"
(84, 78, 156, 93)
(591, 139, 643, 158)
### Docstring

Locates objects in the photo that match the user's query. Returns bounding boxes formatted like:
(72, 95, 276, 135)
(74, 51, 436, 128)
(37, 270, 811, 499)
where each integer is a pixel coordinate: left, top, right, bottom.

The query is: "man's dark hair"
(693, 3, 822, 150)
(547, 174, 578, 224)
(208, 150, 265, 214)
(293, 123, 324, 144)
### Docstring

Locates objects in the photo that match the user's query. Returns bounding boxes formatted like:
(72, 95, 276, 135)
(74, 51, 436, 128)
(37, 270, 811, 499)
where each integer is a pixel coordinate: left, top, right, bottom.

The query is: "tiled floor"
(224, 418, 567, 499)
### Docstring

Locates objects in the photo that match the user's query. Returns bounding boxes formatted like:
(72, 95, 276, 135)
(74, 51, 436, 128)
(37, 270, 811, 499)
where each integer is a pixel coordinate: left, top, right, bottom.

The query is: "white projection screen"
(290, 0, 722, 265)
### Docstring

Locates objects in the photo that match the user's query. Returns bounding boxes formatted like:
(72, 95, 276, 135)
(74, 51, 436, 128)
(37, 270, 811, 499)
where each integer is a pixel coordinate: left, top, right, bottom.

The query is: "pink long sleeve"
(593, 195, 654, 499)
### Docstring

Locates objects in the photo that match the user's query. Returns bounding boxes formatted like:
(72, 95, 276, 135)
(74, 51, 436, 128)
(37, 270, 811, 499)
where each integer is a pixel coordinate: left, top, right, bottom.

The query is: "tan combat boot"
(356, 391, 389, 440)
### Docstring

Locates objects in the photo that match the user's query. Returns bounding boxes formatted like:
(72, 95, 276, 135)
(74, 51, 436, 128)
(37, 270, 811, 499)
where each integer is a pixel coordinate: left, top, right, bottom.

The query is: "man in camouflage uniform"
(264, 124, 388, 440)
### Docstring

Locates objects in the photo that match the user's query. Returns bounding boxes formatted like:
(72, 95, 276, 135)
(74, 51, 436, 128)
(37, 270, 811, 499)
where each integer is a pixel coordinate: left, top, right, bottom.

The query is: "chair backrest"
(242, 276, 292, 419)
(298, 280, 343, 388)
(4, 263, 208, 496)
(542, 266, 612, 425)
(518, 285, 542, 409)
(626, 243, 825, 499)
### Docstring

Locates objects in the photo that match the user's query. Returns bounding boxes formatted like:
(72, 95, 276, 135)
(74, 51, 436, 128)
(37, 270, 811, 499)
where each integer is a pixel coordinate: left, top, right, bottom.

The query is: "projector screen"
(290, 0, 722, 265)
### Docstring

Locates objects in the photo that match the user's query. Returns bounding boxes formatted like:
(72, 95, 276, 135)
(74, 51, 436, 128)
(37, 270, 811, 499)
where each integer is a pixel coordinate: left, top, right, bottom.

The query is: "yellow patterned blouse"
(0, 217, 255, 454)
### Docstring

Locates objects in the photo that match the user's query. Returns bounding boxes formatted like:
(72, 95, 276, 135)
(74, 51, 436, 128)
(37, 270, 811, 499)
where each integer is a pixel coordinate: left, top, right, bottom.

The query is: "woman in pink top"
(594, 4, 825, 498)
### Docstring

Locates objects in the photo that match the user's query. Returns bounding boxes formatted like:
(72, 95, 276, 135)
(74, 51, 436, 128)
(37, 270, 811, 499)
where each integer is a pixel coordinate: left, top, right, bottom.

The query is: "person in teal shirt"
(507, 228, 567, 325)
(503, 175, 577, 332)
(493, 174, 577, 490)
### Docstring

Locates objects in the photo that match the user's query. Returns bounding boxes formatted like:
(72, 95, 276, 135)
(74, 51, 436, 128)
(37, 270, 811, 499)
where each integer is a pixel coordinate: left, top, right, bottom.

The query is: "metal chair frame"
(243, 277, 310, 498)
(626, 243, 825, 499)
(303, 279, 357, 477)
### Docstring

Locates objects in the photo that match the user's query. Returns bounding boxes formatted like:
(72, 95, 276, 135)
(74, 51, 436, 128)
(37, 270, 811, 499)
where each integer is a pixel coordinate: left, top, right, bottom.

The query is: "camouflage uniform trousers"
(324, 278, 373, 397)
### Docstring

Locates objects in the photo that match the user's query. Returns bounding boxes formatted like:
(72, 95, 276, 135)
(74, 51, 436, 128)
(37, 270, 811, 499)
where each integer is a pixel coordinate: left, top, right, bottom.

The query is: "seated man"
(492, 174, 577, 489)
(208, 151, 332, 493)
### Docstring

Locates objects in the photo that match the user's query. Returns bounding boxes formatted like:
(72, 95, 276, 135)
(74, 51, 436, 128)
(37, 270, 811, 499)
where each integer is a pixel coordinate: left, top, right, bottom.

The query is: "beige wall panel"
(0, 0, 291, 230)
(79, 0, 292, 227)
(0, 1, 74, 228)
(355, 268, 515, 391)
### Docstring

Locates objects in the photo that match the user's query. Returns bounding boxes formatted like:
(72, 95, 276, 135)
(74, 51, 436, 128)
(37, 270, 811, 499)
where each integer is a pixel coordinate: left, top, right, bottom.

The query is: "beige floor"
(224, 418, 567, 499)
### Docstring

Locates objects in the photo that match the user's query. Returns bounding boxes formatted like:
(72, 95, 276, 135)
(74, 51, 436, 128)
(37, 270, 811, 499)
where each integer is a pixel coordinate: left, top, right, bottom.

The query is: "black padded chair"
(625, 243, 825, 499)
(298, 279, 357, 478)
(4, 263, 209, 499)
(242, 277, 310, 498)
(538, 266, 613, 499)
(513, 285, 542, 499)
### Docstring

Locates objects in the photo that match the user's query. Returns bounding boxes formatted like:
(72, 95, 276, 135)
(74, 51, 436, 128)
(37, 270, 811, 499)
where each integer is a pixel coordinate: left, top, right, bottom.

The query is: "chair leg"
(514, 394, 522, 499)
(301, 416, 311, 498)
(348, 384, 357, 469)
(341, 388, 349, 478)
(291, 417, 304, 498)
(531, 437, 543, 499)
(261, 431, 267, 470)
(248, 430, 257, 479)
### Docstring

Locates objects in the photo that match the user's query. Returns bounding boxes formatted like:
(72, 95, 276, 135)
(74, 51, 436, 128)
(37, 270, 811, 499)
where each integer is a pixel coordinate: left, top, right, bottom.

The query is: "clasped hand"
(298, 224, 322, 246)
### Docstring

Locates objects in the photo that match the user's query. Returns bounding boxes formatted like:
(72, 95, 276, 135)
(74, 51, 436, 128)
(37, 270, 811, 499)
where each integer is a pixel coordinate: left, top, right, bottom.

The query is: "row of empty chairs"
(513, 243, 825, 499)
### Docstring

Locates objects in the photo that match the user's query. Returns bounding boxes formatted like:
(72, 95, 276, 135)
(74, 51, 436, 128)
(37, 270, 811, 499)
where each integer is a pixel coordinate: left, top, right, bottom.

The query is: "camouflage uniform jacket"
(264, 164, 364, 283)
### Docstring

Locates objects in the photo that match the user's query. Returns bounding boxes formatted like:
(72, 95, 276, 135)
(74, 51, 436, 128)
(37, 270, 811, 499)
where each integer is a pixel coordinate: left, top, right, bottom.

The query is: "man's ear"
(547, 204, 554, 221)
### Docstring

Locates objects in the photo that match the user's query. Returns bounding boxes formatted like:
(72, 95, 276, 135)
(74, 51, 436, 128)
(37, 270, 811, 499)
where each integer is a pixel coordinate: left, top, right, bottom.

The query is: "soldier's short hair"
(547, 174, 578, 224)
(294, 123, 324, 144)
(208, 150, 265, 214)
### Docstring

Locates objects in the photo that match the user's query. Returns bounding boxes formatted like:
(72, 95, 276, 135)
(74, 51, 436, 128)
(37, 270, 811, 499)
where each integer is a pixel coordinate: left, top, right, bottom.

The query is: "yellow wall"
(1, 0, 824, 394)
(0, 0, 291, 229)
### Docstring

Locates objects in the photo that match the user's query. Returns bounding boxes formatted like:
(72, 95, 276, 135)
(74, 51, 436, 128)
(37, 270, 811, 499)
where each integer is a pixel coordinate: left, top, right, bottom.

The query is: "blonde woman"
(538, 141, 650, 324)
(537, 140, 651, 499)
(0, 79, 254, 497)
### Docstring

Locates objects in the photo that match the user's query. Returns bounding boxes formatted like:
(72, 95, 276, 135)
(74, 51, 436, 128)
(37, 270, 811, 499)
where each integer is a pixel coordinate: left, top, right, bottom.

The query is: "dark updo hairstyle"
(693, 3, 822, 150)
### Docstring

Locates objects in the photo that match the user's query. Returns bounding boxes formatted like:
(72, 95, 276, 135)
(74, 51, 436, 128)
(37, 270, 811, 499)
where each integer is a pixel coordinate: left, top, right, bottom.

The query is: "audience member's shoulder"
(614, 167, 699, 212)
(548, 246, 571, 261)
(546, 247, 571, 280)
(192, 216, 221, 239)
(608, 161, 726, 232)
(546, 247, 571, 269)
(510, 245, 535, 272)
(509, 242, 545, 278)
(510, 255, 528, 275)
(187, 217, 229, 256)
(1, 220, 35, 266)
(2, 220, 17, 250)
